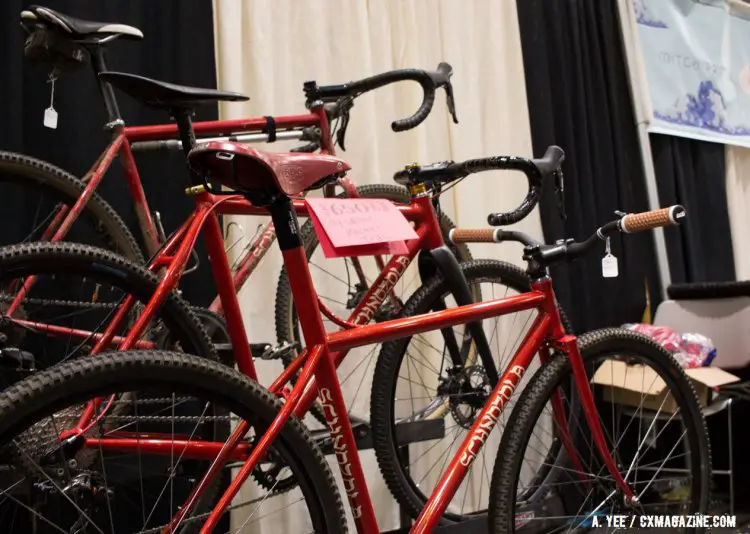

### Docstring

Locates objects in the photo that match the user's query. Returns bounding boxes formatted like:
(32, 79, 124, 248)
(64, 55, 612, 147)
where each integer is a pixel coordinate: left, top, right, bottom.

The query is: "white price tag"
(44, 72, 58, 129)
(602, 254, 618, 278)
(43, 107, 58, 129)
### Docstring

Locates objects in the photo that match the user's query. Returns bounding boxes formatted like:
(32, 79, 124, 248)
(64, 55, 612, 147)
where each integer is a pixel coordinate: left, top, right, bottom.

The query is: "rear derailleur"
(31, 462, 114, 534)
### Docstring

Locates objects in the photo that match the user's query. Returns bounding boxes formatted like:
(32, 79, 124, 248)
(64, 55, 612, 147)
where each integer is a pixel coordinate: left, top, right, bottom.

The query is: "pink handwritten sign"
(306, 198, 418, 258)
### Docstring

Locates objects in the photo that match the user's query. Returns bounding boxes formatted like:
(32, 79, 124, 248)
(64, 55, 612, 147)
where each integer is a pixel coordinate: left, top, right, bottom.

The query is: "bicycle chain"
(0, 292, 121, 310)
(96, 398, 229, 422)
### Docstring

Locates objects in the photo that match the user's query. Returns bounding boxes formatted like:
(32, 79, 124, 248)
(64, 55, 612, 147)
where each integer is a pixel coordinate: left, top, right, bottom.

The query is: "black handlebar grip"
(485, 146, 564, 225)
(309, 64, 454, 132)
(487, 183, 542, 226)
(392, 81, 436, 132)
(481, 156, 544, 226)
(355, 69, 432, 92)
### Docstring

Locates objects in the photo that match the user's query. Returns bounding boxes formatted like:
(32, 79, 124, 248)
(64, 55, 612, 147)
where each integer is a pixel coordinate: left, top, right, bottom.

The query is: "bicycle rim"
(489, 328, 711, 533)
(0, 152, 143, 262)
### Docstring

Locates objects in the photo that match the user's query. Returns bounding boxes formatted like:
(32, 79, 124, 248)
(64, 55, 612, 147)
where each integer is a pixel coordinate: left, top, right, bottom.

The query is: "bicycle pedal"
(254, 341, 300, 361)
(312, 419, 371, 454)
(212, 342, 300, 361)
(213, 342, 234, 359)
(249, 343, 272, 359)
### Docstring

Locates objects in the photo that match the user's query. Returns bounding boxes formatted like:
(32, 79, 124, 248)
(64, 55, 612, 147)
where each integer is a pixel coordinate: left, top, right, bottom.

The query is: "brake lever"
(428, 63, 459, 124)
(335, 99, 355, 151)
(444, 82, 459, 124)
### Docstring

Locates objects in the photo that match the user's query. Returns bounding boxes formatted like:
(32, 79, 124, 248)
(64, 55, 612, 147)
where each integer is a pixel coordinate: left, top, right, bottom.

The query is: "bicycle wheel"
(274, 183, 473, 425)
(0, 241, 218, 386)
(0, 151, 143, 262)
(489, 328, 711, 533)
(370, 260, 573, 521)
(0, 350, 347, 533)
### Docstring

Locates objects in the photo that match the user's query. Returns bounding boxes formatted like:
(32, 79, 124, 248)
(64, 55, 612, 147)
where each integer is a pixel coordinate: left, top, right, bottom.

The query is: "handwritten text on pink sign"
(306, 198, 418, 248)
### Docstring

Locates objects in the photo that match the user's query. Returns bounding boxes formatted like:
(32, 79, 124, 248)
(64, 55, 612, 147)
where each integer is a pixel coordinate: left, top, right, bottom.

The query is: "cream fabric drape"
(212, 0, 538, 530)
(725, 147, 750, 280)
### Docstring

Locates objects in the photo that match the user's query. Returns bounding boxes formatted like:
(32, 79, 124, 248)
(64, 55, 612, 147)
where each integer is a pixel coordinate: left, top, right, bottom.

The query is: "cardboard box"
(591, 359, 740, 413)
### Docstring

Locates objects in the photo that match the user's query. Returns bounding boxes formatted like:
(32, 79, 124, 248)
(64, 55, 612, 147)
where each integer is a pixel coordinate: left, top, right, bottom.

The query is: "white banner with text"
(634, 0, 750, 147)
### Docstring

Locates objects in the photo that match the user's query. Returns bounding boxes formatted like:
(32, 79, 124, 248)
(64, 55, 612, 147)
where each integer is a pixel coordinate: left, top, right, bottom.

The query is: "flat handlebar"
(450, 205, 686, 269)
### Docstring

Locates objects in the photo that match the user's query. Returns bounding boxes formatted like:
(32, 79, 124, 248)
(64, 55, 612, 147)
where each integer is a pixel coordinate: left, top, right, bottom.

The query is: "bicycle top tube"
(201, 191, 426, 222)
(123, 114, 322, 143)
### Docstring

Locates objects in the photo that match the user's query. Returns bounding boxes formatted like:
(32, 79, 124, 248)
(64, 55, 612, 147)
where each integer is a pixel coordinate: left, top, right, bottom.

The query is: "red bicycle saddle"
(188, 141, 351, 196)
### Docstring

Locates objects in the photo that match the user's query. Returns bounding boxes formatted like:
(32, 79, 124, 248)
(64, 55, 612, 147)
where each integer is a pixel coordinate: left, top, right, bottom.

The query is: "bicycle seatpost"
(89, 47, 122, 125)
(172, 109, 203, 186)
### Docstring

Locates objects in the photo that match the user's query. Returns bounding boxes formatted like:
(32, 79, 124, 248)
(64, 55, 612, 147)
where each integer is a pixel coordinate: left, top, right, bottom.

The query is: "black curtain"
(0, 0, 218, 306)
(1, 4, 225, 530)
(650, 134, 736, 283)
(518, 1, 746, 504)
(516, 0, 661, 332)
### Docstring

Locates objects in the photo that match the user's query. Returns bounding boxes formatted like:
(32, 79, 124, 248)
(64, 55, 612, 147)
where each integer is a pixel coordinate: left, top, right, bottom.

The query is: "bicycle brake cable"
(555, 169, 566, 220)
(434, 176, 467, 198)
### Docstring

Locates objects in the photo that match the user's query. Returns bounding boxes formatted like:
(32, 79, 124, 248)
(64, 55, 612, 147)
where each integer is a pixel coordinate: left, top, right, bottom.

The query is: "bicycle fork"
(561, 334, 637, 503)
(537, 277, 637, 503)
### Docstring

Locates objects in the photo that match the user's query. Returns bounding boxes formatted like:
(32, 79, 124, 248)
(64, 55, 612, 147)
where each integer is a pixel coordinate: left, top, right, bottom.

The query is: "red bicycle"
(4, 5, 471, 349)
(0, 71, 709, 532)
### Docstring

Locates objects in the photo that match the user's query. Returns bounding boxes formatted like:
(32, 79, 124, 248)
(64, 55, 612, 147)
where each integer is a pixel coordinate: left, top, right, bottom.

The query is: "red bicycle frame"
(14, 99, 375, 316)
(52, 181, 634, 533)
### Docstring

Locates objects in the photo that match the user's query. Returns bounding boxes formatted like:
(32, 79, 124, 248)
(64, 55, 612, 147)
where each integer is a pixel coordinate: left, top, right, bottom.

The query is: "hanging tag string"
(601, 235, 618, 278)
(48, 72, 57, 109)
(43, 71, 59, 130)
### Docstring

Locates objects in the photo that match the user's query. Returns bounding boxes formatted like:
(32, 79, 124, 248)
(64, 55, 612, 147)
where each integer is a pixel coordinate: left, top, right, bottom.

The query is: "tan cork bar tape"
(621, 206, 683, 233)
(449, 228, 498, 243)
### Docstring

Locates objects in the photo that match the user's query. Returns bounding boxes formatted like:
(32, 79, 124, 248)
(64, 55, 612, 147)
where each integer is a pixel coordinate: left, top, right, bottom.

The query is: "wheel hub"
(438, 365, 491, 429)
